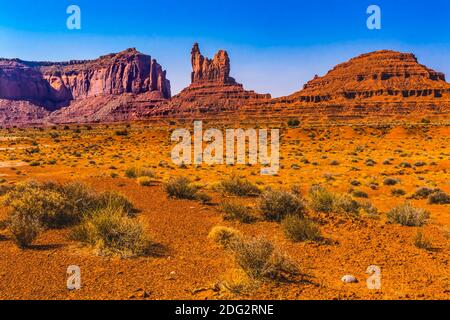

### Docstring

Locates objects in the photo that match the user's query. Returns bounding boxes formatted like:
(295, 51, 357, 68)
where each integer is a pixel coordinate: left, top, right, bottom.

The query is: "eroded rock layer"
(234, 50, 450, 121)
(0, 48, 170, 124)
(151, 43, 271, 117)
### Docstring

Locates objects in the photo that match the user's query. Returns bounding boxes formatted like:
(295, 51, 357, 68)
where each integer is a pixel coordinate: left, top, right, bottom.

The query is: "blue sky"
(0, 0, 449, 96)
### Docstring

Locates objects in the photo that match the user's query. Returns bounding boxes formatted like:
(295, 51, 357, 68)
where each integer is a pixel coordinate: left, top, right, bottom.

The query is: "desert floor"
(0, 120, 449, 300)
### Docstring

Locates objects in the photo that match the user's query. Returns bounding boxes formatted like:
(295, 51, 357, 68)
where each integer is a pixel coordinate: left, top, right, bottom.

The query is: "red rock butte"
(0, 45, 449, 125)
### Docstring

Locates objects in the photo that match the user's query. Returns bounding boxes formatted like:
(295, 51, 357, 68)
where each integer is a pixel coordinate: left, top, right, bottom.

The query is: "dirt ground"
(0, 121, 449, 300)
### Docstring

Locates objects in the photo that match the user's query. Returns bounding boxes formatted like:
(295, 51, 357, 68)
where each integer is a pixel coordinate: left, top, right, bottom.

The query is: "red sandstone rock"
(151, 43, 271, 117)
(0, 48, 170, 124)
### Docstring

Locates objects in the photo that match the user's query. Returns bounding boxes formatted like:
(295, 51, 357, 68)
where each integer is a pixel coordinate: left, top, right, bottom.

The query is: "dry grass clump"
(220, 200, 255, 224)
(125, 166, 155, 179)
(308, 186, 335, 213)
(281, 215, 321, 242)
(414, 230, 433, 250)
(387, 202, 430, 226)
(428, 190, 450, 205)
(95, 191, 136, 216)
(208, 226, 242, 249)
(164, 177, 200, 200)
(229, 237, 299, 282)
(410, 187, 436, 199)
(383, 177, 399, 186)
(137, 176, 158, 187)
(259, 189, 306, 221)
(219, 175, 260, 197)
(71, 206, 154, 258)
(2, 180, 138, 248)
(308, 187, 378, 218)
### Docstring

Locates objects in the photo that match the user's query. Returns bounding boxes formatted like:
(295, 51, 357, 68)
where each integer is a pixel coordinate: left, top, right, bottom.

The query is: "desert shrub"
(309, 186, 336, 213)
(287, 119, 300, 128)
(219, 175, 260, 197)
(4, 184, 66, 229)
(333, 193, 361, 216)
(96, 191, 136, 216)
(353, 190, 369, 198)
(230, 237, 298, 281)
(329, 160, 339, 166)
(137, 176, 157, 187)
(208, 226, 242, 249)
(350, 180, 361, 186)
(428, 191, 450, 205)
(414, 230, 432, 250)
(56, 182, 100, 225)
(71, 206, 153, 258)
(383, 178, 399, 186)
(220, 200, 255, 223)
(259, 189, 306, 221)
(115, 129, 129, 136)
(387, 202, 430, 226)
(391, 188, 406, 196)
(358, 201, 379, 219)
(411, 187, 435, 199)
(164, 177, 199, 200)
(281, 215, 321, 242)
(29, 161, 41, 167)
(125, 166, 155, 179)
(7, 210, 43, 248)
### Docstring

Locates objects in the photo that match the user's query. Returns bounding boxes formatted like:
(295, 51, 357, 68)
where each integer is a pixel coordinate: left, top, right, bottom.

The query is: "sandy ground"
(0, 122, 449, 300)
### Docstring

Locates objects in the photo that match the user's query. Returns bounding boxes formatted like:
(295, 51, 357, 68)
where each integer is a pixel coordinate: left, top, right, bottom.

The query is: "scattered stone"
(341, 275, 358, 283)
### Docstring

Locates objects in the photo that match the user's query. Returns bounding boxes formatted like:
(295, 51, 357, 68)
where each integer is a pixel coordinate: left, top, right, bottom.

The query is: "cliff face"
(236, 50, 450, 121)
(0, 48, 171, 124)
(288, 50, 449, 103)
(152, 43, 271, 117)
(0, 47, 449, 125)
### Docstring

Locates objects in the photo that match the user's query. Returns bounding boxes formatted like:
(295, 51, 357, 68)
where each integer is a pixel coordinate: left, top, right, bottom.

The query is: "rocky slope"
(0, 47, 449, 125)
(247, 50, 450, 121)
(0, 48, 170, 124)
(150, 43, 271, 117)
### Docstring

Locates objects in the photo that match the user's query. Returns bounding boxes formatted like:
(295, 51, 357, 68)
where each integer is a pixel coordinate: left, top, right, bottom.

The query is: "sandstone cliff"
(0, 48, 171, 124)
(151, 43, 271, 117)
(235, 50, 450, 121)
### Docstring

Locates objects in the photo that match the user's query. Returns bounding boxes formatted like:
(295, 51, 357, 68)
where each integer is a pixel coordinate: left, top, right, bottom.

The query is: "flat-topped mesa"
(287, 50, 449, 103)
(0, 48, 171, 110)
(190, 43, 236, 85)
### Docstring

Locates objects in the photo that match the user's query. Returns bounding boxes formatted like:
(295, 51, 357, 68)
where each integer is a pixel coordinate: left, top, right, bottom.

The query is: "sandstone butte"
(0, 44, 449, 125)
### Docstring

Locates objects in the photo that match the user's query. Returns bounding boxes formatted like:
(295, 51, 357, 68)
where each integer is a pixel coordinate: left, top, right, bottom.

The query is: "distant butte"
(0, 46, 449, 125)
(150, 43, 271, 117)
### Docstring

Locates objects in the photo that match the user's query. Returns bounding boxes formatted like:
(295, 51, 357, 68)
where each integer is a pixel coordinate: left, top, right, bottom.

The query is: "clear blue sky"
(0, 0, 449, 96)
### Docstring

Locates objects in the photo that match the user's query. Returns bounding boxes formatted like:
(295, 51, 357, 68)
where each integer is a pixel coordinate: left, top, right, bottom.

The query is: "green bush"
(281, 215, 321, 242)
(259, 189, 306, 221)
(387, 202, 430, 226)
